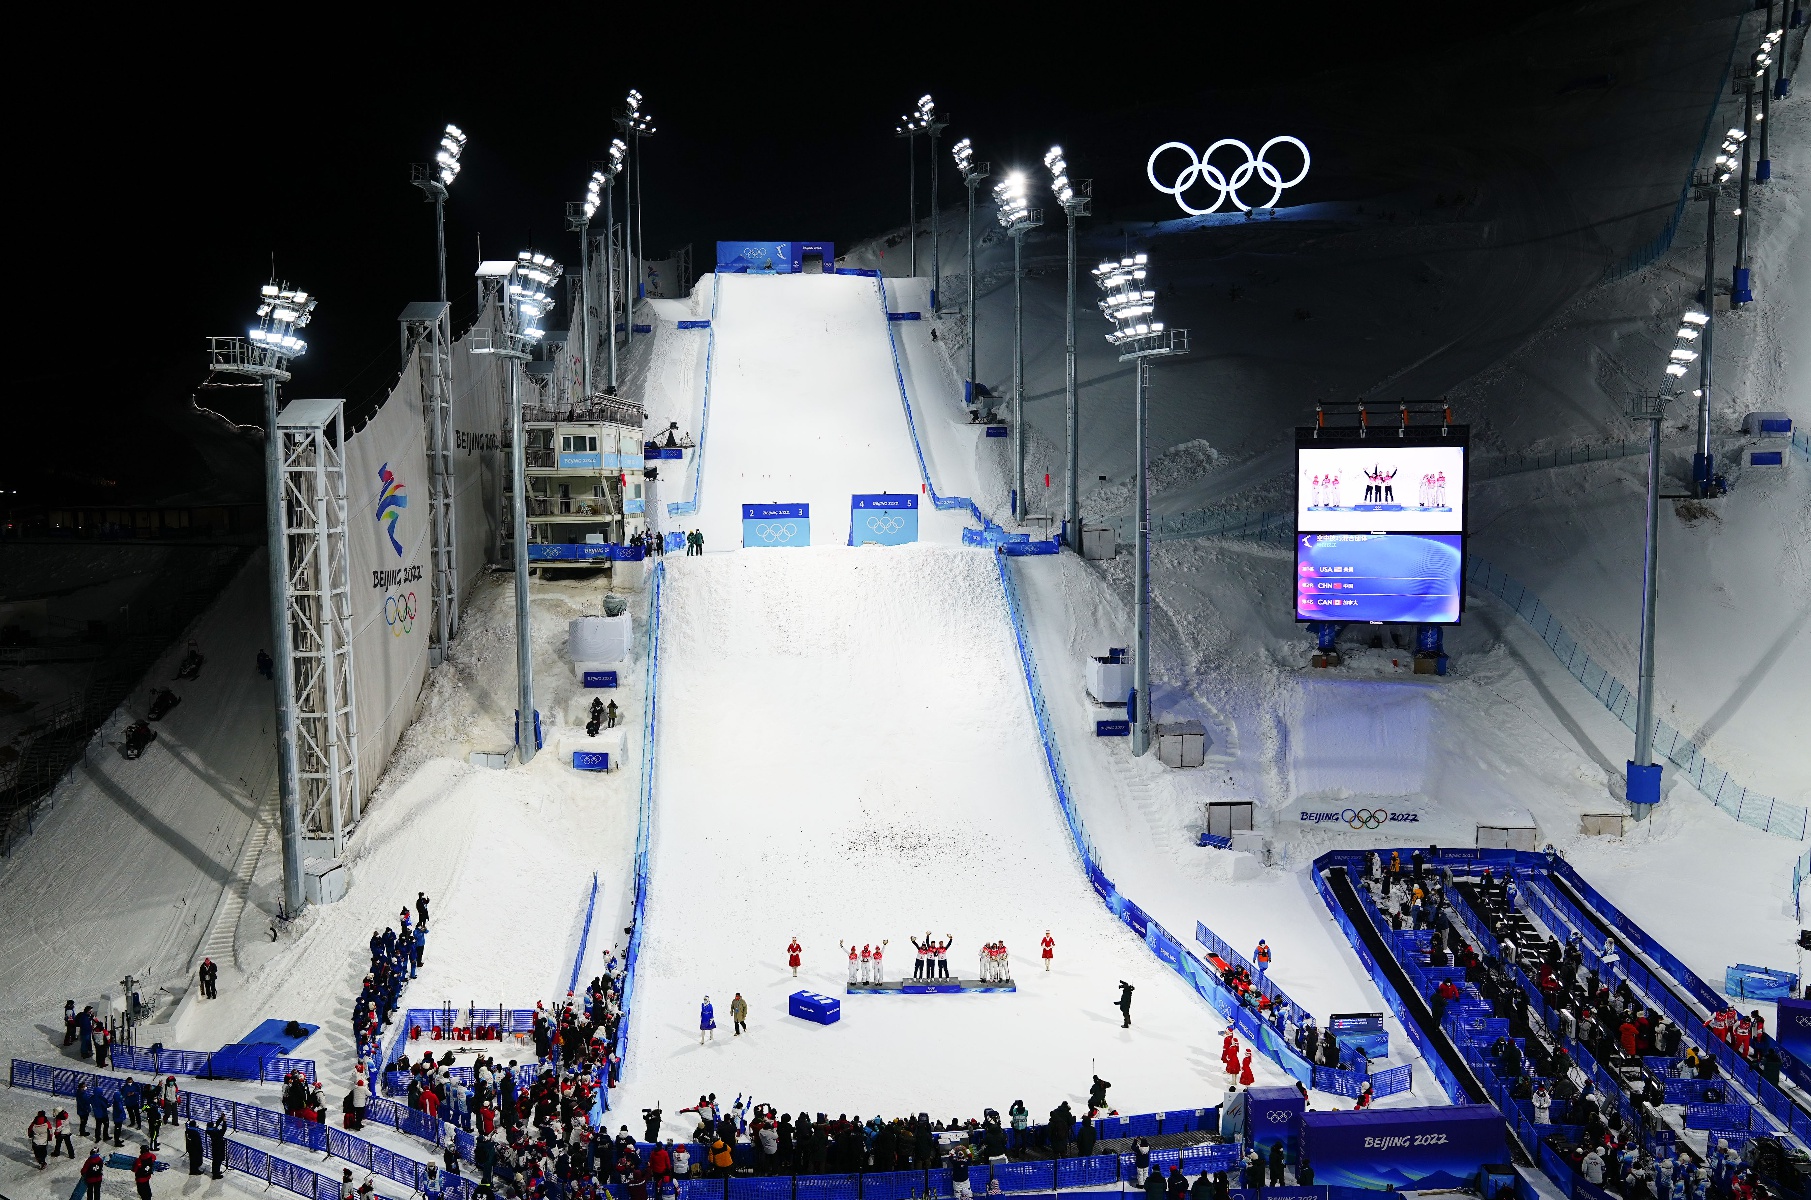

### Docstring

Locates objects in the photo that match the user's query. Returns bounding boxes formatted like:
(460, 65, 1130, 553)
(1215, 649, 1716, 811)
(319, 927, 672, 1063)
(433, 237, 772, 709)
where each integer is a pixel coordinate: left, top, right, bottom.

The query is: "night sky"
(6, 7, 1569, 506)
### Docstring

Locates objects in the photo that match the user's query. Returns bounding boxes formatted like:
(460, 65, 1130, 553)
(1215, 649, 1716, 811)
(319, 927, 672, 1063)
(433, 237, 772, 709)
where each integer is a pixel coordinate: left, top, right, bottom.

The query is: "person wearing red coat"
(1239, 1052, 1255, 1086)
(421, 1087, 440, 1120)
(1041, 931, 1055, 971)
(1619, 1021, 1639, 1058)
(787, 940, 802, 977)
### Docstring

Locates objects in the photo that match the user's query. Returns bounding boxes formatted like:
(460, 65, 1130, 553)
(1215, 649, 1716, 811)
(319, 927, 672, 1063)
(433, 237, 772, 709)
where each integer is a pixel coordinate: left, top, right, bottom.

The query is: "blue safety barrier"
(676, 320, 711, 329)
(887, 311, 923, 321)
(103, 1043, 315, 1085)
(569, 871, 600, 998)
(873, 276, 987, 528)
(1726, 963, 1797, 1000)
(617, 560, 665, 1071)
(669, 275, 721, 517)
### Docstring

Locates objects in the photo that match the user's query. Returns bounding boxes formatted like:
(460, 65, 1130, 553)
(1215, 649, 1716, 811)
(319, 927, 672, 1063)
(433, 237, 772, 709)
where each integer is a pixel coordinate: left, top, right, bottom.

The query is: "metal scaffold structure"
(276, 398, 362, 856)
(399, 301, 458, 659)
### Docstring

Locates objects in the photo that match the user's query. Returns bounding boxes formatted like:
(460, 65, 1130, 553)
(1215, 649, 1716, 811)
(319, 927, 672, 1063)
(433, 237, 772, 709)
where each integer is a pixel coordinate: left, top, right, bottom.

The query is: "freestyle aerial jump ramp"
(684, 271, 967, 550)
(620, 269, 1275, 1119)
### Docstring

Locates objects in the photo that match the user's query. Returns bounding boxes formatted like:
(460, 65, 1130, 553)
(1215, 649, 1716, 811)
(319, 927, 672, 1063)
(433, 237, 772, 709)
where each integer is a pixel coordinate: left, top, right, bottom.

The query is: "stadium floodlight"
(412, 124, 467, 305)
(1045, 145, 1092, 547)
(593, 138, 629, 390)
(1093, 250, 1188, 758)
(895, 94, 946, 282)
(205, 279, 321, 918)
(994, 170, 1043, 521)
(615, 91, 656, 359)
(1682, 310, 1709, 325)
(569, 170, 613, 396)
(1625, 383, 1674, 818)
(952, 137, 990, 421)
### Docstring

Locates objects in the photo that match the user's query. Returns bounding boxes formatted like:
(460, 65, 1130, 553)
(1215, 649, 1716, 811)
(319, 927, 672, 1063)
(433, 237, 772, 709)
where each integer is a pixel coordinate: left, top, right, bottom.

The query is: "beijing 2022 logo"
(376, 463, 408, 556)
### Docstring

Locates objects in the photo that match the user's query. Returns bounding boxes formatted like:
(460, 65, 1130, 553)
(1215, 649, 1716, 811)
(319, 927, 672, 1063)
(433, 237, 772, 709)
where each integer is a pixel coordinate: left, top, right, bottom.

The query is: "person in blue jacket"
(700, 997, 717, 1045)
(121, 1078, 143, 1129)
(77, 1006, 94, 1058)
(412, 922, 428, 975)
(75, 1082, 92, 1137)
(109, 1089, 129, 1147)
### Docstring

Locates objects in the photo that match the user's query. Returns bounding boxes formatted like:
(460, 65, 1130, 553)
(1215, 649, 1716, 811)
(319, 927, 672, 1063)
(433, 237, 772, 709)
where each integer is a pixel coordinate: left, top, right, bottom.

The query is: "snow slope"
(684, 272, 966, 549)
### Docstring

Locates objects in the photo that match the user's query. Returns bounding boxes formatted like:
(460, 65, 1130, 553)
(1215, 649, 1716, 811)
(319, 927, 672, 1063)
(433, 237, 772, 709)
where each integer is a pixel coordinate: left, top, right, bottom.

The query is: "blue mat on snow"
(238, 1019, 319, 1054)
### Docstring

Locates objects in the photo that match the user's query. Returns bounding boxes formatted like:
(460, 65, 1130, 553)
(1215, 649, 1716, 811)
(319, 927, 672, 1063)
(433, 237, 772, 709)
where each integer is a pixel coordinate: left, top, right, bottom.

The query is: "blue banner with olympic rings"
(742, 503, 810, 548)
(849, 493, 918, 546)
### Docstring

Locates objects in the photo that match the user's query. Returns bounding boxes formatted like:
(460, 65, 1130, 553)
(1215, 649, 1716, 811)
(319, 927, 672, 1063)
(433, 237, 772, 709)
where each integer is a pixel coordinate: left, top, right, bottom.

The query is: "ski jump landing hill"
(619, 271, 1414, 1120)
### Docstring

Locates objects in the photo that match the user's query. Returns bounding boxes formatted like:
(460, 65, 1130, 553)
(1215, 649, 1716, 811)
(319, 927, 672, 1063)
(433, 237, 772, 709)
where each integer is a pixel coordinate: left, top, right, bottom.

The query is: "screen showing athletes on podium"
(1295, 429, 1468, 624)
(1295, 444, 1465, 533)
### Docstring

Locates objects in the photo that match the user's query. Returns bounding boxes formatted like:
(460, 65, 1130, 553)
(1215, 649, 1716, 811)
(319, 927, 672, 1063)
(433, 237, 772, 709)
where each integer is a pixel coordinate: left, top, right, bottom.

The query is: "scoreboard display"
(1294, 429, 1468, 624)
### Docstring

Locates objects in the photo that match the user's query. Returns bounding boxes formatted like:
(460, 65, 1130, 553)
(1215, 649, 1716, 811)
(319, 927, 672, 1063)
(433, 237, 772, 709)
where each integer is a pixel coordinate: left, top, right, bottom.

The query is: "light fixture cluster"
(250, 282, 316, 358)
(994, 171, 1032, 230)
(510, 252, 562, 342)
(896, 93, 936, 136)
(953, 136, 975, 175)
(622, 89, 655, 136)
(1755, 30, 1780, 79)
(1094, 254, 1163, 346)
(1663, 309, 1708, 379)
(434, 124, 467, 188)
(1713, 127, 1747, 184)
(583, 139, 627, 222)
(1045, 145, 1073, 206)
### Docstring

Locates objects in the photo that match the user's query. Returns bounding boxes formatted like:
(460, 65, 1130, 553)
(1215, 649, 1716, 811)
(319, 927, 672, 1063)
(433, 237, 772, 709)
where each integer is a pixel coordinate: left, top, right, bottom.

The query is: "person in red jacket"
(81, 1146, 105, 1199)
(1354, 1083, 1374, 1110)
(649, 1141, 673, 1188)
(421, 1086, 440, 1121)
(1618, 1020, 1639, 1058)
(133, 1144, 157, 1199)
(1239, 1052, 1255, 1086)
(787, 939, 802, 977)
(1041, 931, 1055, 971)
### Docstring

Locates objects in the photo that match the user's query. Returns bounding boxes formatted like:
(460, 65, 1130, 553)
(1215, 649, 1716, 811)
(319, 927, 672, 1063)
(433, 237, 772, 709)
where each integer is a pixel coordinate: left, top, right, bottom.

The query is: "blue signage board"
(644, 445, 685, 460)
(788, 990, 841, 1025)
(1303, 1105, 1505, 1191)
(985, 425, 1009, 438)
(718, 241, 793, 272)
(850, 493, 919, 546)
(1778, 998, 1811, 1068)
(582, 670, 618, 689)
(743, 503, 810, 548)
(1245, 1086, 1305, 1160)
(1328, 1013, 1389, 1059)
(558, 451, 603, 470)
(1096, 720, 1131, 737)
(529, 544, 647, 562)
(572, 750, 610, 772)
(625, 498, 645, 514)
(1295, 532, 1464, 624)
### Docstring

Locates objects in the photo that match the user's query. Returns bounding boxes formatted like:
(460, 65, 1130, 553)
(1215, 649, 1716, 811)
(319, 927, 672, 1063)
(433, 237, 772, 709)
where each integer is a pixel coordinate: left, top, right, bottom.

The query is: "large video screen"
(1295, 533, 1463, 624)
(1297, 444, 1465, 533)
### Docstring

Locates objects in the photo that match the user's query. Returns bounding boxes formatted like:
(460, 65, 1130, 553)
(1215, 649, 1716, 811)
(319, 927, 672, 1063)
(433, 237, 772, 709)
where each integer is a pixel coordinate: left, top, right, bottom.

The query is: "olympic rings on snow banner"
(1147, 137, 1311, 216)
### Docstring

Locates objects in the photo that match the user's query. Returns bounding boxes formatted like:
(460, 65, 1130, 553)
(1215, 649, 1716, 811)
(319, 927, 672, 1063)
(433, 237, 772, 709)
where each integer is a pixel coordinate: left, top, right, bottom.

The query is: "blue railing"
(570, 870, 600, 998)
(994, 557, 1410, 1097)
(668, 277, 722, 517)
(873, 276, 987, 527)
(1467, 555, 1804, 841)
(104, 1043, 315, 1085)
(618, 558, 666, 1070)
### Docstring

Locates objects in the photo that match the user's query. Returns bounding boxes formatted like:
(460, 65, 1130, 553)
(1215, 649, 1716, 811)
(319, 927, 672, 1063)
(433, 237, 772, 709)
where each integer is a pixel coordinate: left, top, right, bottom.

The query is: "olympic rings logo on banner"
(1265, 1110, 1292, 1124)
(386, 591, 417, 635)
(865, 512, 906, 535)
(754, 521, 801, 544)
(1147, 137, 1311, 216)
(1342, 807, 1387, 830)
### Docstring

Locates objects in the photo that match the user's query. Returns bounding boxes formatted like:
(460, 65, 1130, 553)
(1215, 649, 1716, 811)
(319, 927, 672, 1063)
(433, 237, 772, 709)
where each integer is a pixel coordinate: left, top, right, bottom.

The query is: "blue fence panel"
(857, 1171, 924, 1200)
(1125, 1112, 1162, 1138)
(1058, 1155, 1121, 1188)
(995, 1160, 1056, 1191)
(1160, 1108, 1208, 1134)
(795, 1173, 860, 1200)
(667, 275, 720, 517)
(617, 560, 665, 1072)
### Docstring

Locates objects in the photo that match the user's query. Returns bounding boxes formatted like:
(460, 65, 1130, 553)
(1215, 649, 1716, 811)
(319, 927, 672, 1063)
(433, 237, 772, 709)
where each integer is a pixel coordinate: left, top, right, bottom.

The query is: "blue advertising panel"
(559, 451, 603, 470)
(582, 670, 618, 689)
(1777, 998, 1811, 1068)
(717, 241, 793, 273)
(799, 242, 834, 268)
(1303, 1105, 1506, 1191)
(1329, 1013, 1390, 1059)
(850, 493, 919, 546)
(743, 503, 810, 548)
(573, 750, 610, 771)
(1245, 1086, 1305, 1160)
(1295, 533, 1463, 623)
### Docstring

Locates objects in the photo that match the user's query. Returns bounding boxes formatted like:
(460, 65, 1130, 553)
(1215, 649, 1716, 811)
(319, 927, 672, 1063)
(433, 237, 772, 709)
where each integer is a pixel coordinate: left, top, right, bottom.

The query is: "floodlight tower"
(1094, 253, 1188, 756)
(473, 252, 563, 763)
(614, 91, 655, 358)
(894, 100, 929, 276)
(920, 96, 948, 306)
(567, 174, 606, 397)
(953, 138, 990, 412)
(206, 282, 319, 916)
(1045, 146, 1092, 547)
(1733, 78, 1757, 308)
(1691, 144, 1738, 496)
(1758, 28, 1782, 180)
(995, 171, 1043, 519)
(597, 139, 627, 391)
(410, 124, 466, 305)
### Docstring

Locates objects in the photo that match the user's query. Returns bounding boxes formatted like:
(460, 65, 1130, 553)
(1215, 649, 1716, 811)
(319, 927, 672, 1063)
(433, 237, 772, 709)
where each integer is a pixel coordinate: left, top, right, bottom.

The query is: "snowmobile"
(175, 645, 204, 681)
(147, 688, 181, 721)
(120, 722, 157, 759)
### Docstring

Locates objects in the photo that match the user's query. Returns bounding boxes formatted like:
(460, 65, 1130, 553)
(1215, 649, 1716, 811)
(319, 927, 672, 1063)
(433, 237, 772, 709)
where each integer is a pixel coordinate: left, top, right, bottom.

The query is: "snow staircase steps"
(195, 785, 276, 972)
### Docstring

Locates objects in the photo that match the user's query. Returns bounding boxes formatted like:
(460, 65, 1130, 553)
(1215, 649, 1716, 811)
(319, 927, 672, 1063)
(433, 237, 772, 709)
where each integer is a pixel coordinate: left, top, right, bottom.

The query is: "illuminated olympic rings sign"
(1147, 137, 1311, 215)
